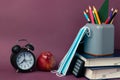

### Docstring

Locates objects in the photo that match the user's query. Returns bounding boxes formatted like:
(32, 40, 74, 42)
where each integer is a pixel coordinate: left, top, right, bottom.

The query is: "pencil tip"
(111, 8, 114, 11)
(86, 9, 88, 13)
(115, 9, 118, 12)
(89, 6, 91, 9)
(93, 6, 95, 10)
(83, 11, 85, 14)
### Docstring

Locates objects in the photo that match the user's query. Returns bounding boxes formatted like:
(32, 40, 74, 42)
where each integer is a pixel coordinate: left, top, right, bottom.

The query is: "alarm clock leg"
(16, 69, 19, 73)
(30, 69, 32, 72)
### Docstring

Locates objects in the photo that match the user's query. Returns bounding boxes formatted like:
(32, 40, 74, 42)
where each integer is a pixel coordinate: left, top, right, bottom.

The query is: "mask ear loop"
(51, 70, 65, 77)
(51, 61, 65, 77)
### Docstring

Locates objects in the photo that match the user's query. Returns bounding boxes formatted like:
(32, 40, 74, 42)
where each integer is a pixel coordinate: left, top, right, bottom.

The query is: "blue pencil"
(83, 11, 91, 23)
(108, 9, 118, 24)
(110, 8, 114, 18)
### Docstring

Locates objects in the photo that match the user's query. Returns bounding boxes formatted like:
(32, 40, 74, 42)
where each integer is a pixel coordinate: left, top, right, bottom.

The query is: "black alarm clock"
(10, 39, 36, 72)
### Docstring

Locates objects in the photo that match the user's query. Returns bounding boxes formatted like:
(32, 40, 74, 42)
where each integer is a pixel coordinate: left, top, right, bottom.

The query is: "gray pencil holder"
(84, 23, 114, 56)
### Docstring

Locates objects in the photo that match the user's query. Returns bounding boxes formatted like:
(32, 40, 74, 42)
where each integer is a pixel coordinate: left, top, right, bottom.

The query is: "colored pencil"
(108, 9, 118, 24)
(83, 11, 91, 23)
(110, 8, 114, 18)
(93, 6, 101, 24)
(109, 8, 114, 24)
(105, 8, 114, 24)
(86, 9, 89, 14)
(93, 11, 98, 24)
(89, 6, 94, 24)
(110, 19, 114, 24)
(105, 17, 110, 24)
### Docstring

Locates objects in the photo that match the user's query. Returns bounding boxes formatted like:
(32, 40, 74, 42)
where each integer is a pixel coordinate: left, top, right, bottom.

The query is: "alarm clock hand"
(24, 53, 26, 59)
(19, 53, 26, 64)
(19, 59, 25, 65)
(19, 56, 26, 65)
(24, 54, 32, 61)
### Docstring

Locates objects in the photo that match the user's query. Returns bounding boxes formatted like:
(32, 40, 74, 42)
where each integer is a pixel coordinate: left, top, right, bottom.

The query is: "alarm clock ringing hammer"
(10, 39, 36, 72)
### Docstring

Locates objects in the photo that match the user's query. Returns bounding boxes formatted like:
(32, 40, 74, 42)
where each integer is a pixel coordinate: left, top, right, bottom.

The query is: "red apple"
(37, 51, 56, 71)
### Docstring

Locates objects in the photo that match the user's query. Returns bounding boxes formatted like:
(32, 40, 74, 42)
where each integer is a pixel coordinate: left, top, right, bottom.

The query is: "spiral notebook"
(56, 26, 90, 76)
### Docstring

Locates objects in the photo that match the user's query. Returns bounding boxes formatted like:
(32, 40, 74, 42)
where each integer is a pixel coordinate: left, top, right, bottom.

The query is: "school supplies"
(56, 26, 91, 76)
(89, 6, 94, 24)
(83, 5, 118, 24)
(83, 6, 101, 24)
(92, 11, 98, 24)
(108, 9, 118, 24)
(83, 11, 91, 23)
(93, 6, 101, 24)
(84, 23, 114, 56)
(54, 1, 118, 80)
(105, 16, 110, 24)
(110, 8, 114, 18)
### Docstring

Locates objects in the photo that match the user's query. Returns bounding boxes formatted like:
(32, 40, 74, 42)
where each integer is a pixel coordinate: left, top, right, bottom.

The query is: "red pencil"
(89, 6, 94, 24)
(105, 17, 110, 24)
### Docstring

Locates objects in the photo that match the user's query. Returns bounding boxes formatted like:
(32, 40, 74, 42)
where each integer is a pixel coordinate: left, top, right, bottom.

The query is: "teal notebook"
(56, 26, 90, 76)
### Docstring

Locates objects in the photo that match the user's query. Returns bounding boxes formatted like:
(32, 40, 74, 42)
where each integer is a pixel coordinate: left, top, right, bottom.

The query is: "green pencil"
(93, 11, 98, 24)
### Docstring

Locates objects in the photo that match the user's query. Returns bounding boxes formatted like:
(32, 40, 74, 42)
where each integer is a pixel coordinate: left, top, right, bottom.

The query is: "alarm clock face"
(16, 51, 35, 70)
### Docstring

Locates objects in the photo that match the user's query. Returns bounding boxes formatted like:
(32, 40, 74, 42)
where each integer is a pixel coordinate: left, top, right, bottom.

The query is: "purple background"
(0, 0, 120, 80)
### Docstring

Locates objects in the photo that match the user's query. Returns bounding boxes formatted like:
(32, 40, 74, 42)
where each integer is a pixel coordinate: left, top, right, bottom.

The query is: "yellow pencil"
(93, 6, 101, 24)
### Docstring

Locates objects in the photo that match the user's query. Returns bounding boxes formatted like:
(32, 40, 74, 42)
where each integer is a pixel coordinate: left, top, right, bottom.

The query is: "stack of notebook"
(71, 49, 120, 80)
